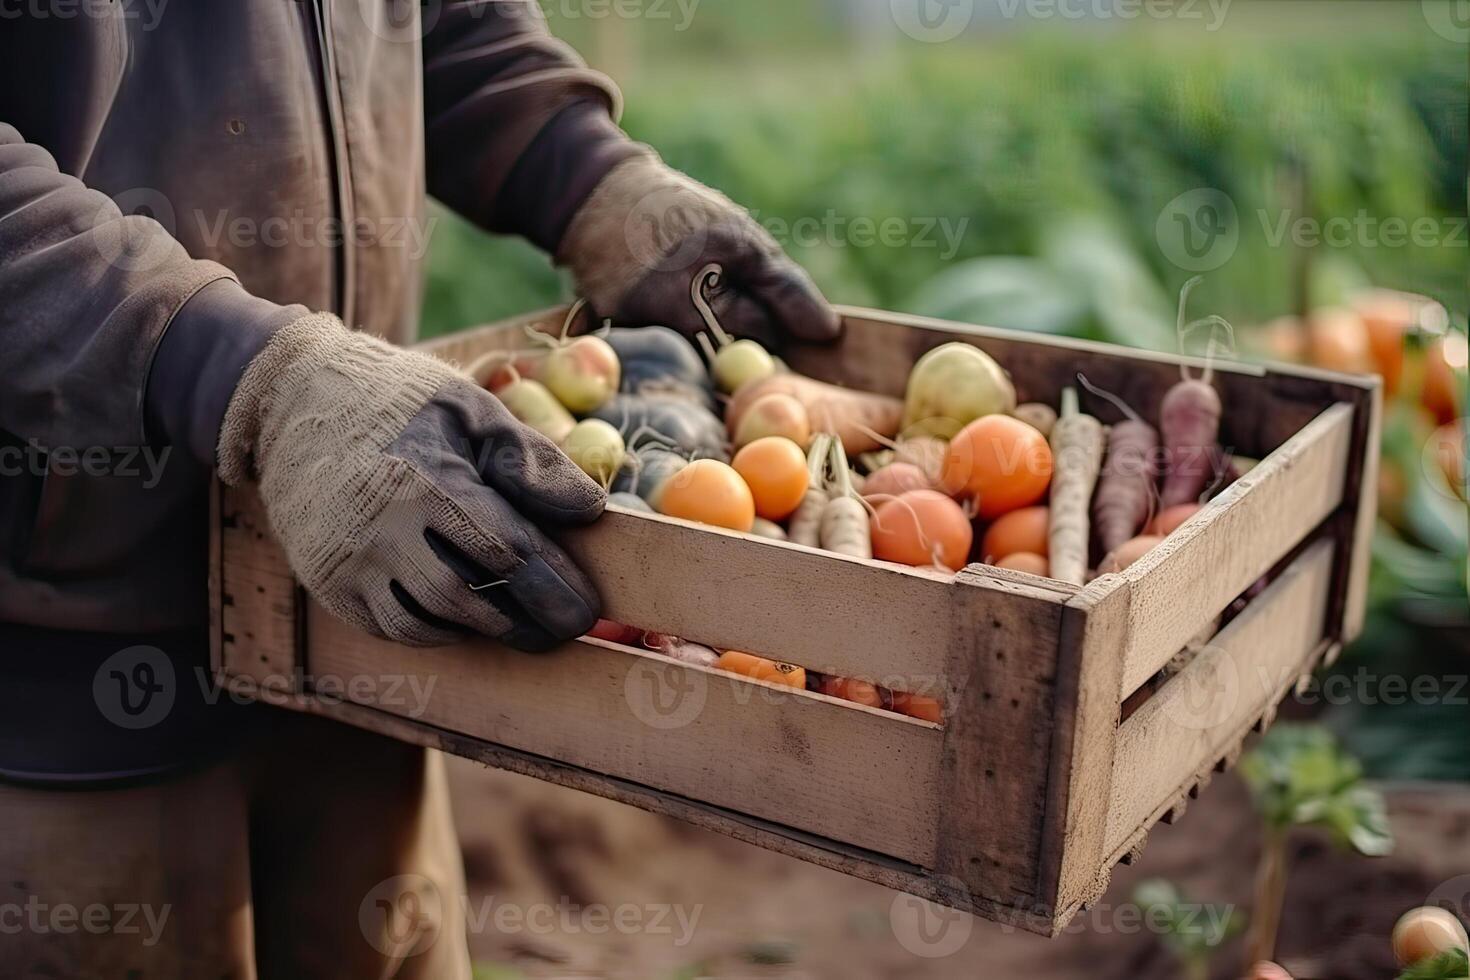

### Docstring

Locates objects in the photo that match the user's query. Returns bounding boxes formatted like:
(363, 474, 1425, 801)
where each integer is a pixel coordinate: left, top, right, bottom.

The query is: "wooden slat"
(1105, 539, 1336, 855)
(1117, 403, 1354, 696)
(216, 483, 300, 691)
(306, 607, 945, 865)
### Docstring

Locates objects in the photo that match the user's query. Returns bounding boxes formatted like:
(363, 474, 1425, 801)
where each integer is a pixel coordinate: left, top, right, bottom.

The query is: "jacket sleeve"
(422, 0, 647, 252)
(0, 124, 295, 460)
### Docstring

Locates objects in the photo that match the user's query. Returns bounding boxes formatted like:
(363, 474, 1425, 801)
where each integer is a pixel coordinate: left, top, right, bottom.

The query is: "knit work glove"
(218, 315, 605, 650)
(558, 153, 842, 347)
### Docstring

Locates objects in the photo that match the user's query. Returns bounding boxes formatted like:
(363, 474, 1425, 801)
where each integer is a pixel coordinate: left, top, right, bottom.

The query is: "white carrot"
(819, 437, 872, 559)
(787, 434, 832, 548)
(1046, 387, 1104, 585)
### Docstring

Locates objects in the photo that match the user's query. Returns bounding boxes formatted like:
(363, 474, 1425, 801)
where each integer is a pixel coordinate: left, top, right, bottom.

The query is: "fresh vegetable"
(893, 436, 948, 484)
(819, 437, 872, 559)
(610, 447, 688, 504)
(732, 393, 812, 450)
(1098, 534, 1162, 573)
(1012, 402, 1057, 438)
(1045, 388, 1104, 585)
(902, 342, 1017, 439)
(605, 326, 715, 408)
(716, 650, 806, 689)
(861, 462, 931, 501)
(497, 374, 576, 444)
(1393, 908, 1469, 968)
(980, 505, 1049, 562)
(818, 676, 883, 707)
(1306, 306, 1373, 375)
(593, 393, 728, 461)
(996, 552, 1049, 576)
(890, 691, 943, 723)
(787, 435, 834, 548)
(870, 489, 973, 572)
(1159, 377, 1223, 508)
(1148, 502, 1202, 536)
(750, 518, 788, 541)
(710, 338, 776, 394)
(657, 459, 755, 532)
(606, 491, 654, 513)
(939, 414, 1053, 519)
(466, 349, 542, 393)
(646, 635, 721, 668)
(1093, 415, 1161, 555)
(1422, 334, 1465, 426)
(732, 436, 810, 521)
(560, 419, 625, 487)
(542, 335, 621, 413)
(728, 374, 902, 455)
(587, 619, 641, 644)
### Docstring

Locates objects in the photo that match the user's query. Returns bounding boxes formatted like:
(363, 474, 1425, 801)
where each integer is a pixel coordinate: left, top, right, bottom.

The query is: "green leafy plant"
(1132, 878, 1241, 980)
(1398, 946, 1470, 980)
(1239, 724, 1394, 966)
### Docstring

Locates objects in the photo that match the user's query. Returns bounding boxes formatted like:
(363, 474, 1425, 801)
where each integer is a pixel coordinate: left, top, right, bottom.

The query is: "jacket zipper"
(305, 0, 357, 325)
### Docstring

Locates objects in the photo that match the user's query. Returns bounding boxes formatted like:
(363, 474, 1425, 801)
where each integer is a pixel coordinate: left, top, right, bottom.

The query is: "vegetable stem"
(1247, 824, 1289, 967)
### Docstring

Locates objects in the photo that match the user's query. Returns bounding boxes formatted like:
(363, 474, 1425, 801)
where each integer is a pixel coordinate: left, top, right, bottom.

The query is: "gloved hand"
(217, 315, 605, 650)
(558, 152, 842, 347)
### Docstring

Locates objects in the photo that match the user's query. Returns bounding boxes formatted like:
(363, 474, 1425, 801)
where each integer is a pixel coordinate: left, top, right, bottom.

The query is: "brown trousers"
(0, 713, 472, 979)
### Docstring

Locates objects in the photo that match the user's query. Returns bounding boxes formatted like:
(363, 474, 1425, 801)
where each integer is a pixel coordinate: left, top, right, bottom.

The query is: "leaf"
(1398, 947, 1470, 980)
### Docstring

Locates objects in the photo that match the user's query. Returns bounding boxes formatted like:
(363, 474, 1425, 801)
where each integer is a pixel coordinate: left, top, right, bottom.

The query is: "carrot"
(891, 691, 943, 723)
(818, 676, 883, 708)
(1159, 377, 1222, 508)
(716, 650, 806, 689)
(1045, 388, 1104, 585)
(819, 437, 872, 559)
(787, 434, 833, 547)
(726, 374, 903, 456)
(870, 489, 973, 572)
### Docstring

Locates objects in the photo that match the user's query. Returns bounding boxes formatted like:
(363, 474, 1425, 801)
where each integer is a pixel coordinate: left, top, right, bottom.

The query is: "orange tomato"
(891, 691, 943, 723)
(979, 505, 1049, 561)
(995, 551, 1049, 576)
(732, 436, 810, 521)
(870, 490, 974, 572)
(1423, 335, 1465, 427)
(818, 676, 883, 707)
(939, 415, 1053, 518)
(1146, 503, 1201, 537)
(657, 459, 756, 532)
(715, 650, 806, 689)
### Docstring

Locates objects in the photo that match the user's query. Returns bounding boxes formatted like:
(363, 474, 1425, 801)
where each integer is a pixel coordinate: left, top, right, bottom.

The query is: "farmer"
(0, 5, 838, 976)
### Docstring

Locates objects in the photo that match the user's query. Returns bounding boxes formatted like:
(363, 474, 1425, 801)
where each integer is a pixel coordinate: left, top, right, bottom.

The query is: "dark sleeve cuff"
(497, 100, 645, 253)
(144, 279, 304, 466)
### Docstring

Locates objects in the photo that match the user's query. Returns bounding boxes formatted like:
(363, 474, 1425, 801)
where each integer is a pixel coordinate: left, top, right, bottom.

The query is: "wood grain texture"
(1105, 539, 1337, 855)
(1117, 403, 1353, 697)
(216, 483, 301, 692)
(306, 606, 945, 865)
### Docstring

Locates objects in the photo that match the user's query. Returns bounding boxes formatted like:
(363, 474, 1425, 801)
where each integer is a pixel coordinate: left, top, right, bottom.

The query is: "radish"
(902, 342, 1016, 439)
(732, 393, 811, 450)
(497, 374, 575, 444)
(543, 335, 621, 413)
(560, 418, 625, 487)
(710, 338, 775, 394)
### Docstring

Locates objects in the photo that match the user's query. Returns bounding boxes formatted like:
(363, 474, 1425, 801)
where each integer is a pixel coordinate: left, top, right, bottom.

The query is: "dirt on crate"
(447, 757, 1469, 980)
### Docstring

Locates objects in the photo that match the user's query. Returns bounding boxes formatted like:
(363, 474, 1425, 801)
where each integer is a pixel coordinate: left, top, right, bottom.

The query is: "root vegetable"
(902, 342, 1017, 439)
(819, 676, 883, 707)
(819, 438, 872, 559)
(466, 350, 543, 392)
(980, 505, 1049, 562)
(1099, 534, 1163, 574)
(996, 552, 1049, 576)
(728, 374, 902, 455)
(733, 393, 811, 449)
(560, 419, 625, 487)
(606, 491, 653, 513)
(893, 436, 947, 484)
(1160, 378, 1223, 508)
(711, 338, 776, 393)
(870, 489, 974, 572)
(750, 518, 788, 541)
(787, 435, 833, 547)
(733, 436, 810, 521)
(1012, 402, 1058, 438)
(861, 462, 931, 501)
(543, 335, 621, 413)
(647, 636, 721, 668)
(1147, 502, 1201, 536)
(939, 415, 1053, 519)
(891, 691, 943, 723)
(587, 619, 641, 644)
(1093, 418, 1160, 555)
(657, 459, 755, 532)
(1046, 388, 1104, 585)
(1392, 907, 1469, 967)
(605, 326, 715, 408)
(716, 650, 806, 689)
(497, 376, 575, 444)
(610, 447, 688, 505)
(592, 393, 728, 461)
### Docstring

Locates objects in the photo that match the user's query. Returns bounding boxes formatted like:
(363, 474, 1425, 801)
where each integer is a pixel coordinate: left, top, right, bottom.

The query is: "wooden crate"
(210, 305, 1379, 936)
